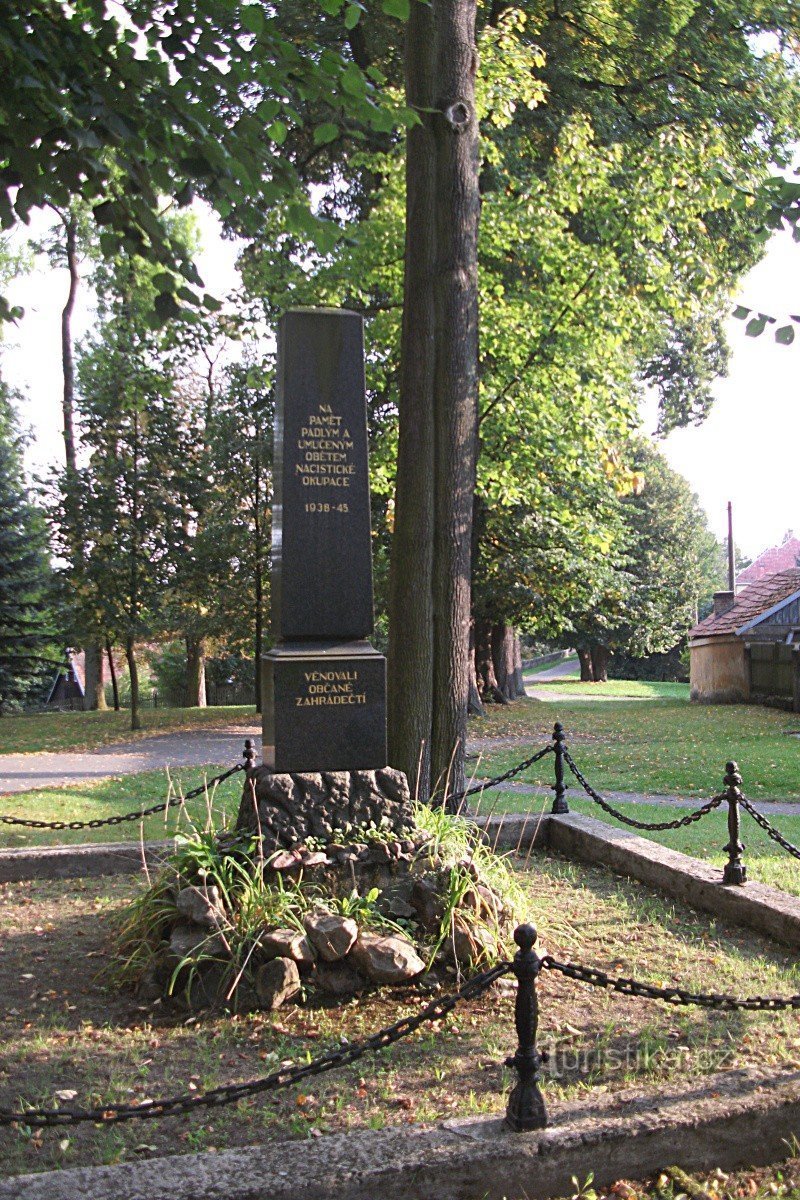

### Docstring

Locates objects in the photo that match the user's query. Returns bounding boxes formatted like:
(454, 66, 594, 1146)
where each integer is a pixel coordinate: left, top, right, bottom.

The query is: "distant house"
(689, 569, 800, 709)
(45, 653, 85, 710)
(737, 531, 800, 588)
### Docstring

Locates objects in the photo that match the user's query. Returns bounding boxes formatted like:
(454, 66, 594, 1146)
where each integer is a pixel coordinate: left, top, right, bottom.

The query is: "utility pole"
(727, 500, 736, 593)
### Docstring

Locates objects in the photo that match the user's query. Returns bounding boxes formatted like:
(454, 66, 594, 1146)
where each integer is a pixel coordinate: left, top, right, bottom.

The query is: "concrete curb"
(2, 1067, 798, 1200)
(546, 812, 800, 949)
(5, 811, 800, 951)
(0, 840, 172, 882)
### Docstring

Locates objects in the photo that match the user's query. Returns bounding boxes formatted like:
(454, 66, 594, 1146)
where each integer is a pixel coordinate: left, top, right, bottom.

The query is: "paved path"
(0, 724, 260, 796)
(525, 657, 579, 682)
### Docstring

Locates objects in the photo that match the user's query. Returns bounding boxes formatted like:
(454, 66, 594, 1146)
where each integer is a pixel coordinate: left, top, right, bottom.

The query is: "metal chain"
(0, 763, 245, 831)
(543, 956, 800, 1011)
(739, 795, 800, 862)
(563, 750, 723, 831)
(447, 744, 554, 807)
(0, 962, 510, 1128)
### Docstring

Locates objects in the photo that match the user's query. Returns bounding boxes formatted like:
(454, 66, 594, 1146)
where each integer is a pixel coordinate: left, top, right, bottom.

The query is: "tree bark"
(60, 209, 107, 713)
(590, 643, 609, 683)
(254, 425, 264, 715)
(491, 621, 517, 702)
(185, 636, 207, 707)
(467, 620, 485, 716)
(125, 636, 141, 731)
(387, 0, 480, 803)
(512, 631, 526, 697)
(83, 644, 107, 711)
(475, 617, 508, 704)
(105, 638, 120, 711)
(577, 647, 594, 682)
(61, 211, 79, 479)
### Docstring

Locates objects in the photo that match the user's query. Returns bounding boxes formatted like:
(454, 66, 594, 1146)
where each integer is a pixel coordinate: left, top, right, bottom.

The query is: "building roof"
(690, 569, 800, 639)
(737, 533, 800, 586)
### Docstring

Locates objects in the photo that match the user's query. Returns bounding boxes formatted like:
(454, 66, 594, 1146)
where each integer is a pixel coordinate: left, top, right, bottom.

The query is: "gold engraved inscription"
(295, 669, 367, 708)
(296, 403, 356, 490)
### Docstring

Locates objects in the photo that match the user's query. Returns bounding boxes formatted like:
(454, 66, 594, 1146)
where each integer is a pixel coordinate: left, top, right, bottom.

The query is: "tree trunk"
(512, 632, 526, 697)
(126, 636, 141, 731)
(61, 212, 79, 479)
(61, 210, 108, 713)
(387, 0, 480, 803)
(83, 644, 107, 711)
(491, 621, 517, 702)
(475, 617, 508, 704)
(185, 636, 207, 707)
(577, 647, 594, 682)
(105, 638, 120, 711)
(467, 620, 485, 716)
(590, 643, 609, 683)
(254, 432, 264, 715)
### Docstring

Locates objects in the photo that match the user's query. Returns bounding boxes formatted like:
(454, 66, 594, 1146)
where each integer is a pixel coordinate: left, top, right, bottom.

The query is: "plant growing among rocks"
(109, 785, 522, 1013)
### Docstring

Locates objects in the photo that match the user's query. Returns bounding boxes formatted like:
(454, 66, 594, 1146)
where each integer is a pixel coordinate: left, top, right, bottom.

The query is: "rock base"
(236, 766, 413, 855)
(122, 770, 517, 1013)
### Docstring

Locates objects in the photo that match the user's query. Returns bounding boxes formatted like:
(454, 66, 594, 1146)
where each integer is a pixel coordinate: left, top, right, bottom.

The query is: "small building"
(45, 654, 85, 710)
(689, 569, 800, 709)
(737, 531, 800, 588)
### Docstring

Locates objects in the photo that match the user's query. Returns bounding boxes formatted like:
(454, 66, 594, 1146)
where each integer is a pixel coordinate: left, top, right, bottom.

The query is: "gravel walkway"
(0, 724, 260, 796)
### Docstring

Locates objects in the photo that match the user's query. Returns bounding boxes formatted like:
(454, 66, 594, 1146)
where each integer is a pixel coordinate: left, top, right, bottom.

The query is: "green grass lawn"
(482, 788, 800, 896)
(474, 694, 800, 800)
(1, 858, 798, 1177)
(0, 766, 244, 848)
(525, 676, 691, 700)
(0, 706, 257, 756)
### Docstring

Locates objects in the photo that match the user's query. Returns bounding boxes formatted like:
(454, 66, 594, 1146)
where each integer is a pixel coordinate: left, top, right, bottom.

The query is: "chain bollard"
(551, 722, 569, 814)
(505, 924, 548, 1131)
(243, 738, 257, 775)
(722, 760, 747, 886)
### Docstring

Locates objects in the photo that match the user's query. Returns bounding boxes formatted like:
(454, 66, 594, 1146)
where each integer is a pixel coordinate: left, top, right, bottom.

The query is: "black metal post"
(551, 722, 569, 814)
(722, 760, 747, 886)
(505, 923, 547, 1131)
(243, 738, 257, 776)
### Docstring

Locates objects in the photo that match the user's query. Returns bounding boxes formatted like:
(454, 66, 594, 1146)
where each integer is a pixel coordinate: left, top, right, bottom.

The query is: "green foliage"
(0, 385, 58, 712)
(0, 1, 409, 318)
(565, 439, 725, 657)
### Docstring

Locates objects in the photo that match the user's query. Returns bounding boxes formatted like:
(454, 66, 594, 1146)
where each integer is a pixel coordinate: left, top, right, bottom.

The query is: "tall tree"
(567, 440, 725, 681)
(0, 1, 406, 322)
(385, 0, 480, 801)
(37, 202, 108, 709)
(68, 251, 188, 729)
(0, 385, 56, 713)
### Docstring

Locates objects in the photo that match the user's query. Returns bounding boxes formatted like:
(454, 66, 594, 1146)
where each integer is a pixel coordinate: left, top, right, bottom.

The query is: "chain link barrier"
(563, 749, 724, 832)
(446, 743, 554, 809)
(0, 762, 245, 832)
(543, 955, 800, 1012)
(0, 962, 509, 1129)
(739, 795, 800, 862)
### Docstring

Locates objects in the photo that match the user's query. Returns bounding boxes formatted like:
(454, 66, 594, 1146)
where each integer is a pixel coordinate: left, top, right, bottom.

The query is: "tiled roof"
(737, 537, 800, 585)
(690, 569, 800, 638)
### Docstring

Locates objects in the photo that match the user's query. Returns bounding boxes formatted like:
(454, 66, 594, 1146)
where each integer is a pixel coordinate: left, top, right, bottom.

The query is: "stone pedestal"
(262, 640, 386, 773)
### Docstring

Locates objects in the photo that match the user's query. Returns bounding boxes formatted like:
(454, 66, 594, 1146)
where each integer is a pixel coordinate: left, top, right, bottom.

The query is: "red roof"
(690, 569, 800, 638)
(737, 535, 800, 585)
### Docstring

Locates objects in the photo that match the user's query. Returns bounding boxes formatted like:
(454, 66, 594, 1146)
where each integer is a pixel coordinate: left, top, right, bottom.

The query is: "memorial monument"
(237, 307, 409, 854)
(262, 307, 387, 773)
(117, 315, 516, 1008)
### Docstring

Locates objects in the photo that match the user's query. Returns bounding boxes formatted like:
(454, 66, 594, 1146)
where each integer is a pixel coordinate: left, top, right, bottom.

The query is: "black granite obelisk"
(262, 309, 387, 772)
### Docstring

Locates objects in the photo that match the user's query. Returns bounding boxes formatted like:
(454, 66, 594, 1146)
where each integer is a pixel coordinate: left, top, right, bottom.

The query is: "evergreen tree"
(0, 385, 57, 712)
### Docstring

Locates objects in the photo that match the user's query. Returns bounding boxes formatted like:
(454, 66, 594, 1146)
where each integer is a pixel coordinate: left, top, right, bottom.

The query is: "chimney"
(713, 590, 736, 617)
